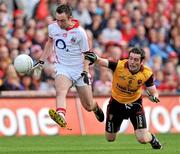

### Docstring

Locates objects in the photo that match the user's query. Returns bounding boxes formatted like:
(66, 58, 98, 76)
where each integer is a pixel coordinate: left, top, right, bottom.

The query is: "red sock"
(56, 108, 66, 116)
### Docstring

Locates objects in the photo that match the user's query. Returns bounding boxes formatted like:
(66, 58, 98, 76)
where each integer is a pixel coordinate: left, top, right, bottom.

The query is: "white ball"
(14, 54, 34, 73)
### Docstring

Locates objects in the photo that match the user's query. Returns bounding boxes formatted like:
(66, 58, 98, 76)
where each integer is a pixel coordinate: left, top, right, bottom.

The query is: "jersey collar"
(66, 19, 79, 31)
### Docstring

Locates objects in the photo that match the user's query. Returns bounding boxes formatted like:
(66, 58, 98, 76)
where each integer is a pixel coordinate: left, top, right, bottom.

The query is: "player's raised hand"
(84, 51, 97, 65)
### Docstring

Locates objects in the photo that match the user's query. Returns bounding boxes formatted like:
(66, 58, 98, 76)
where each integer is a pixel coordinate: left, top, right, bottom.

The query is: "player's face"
(56, 12, 70, 29)
(128, 52, 142, 73)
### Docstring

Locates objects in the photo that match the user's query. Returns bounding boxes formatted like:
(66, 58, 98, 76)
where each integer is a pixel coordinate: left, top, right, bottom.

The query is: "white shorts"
(55, 63, 91, 87)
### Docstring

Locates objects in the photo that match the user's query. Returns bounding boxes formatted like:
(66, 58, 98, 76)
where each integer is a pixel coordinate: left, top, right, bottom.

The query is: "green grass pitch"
(0, 134, 179, 154)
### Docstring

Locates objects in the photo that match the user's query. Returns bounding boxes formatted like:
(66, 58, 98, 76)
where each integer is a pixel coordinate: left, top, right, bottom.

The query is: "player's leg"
(76, 85, 104, 122)
(49, 74, 72, 127)
(135, 129, 162, 149)
(105, 98, 124, 142)
(130, 100, 162, 149)
(105, 132, 117, 142)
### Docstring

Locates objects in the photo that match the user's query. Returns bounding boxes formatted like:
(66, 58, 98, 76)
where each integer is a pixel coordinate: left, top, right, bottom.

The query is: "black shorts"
(105, 97, 147, 133)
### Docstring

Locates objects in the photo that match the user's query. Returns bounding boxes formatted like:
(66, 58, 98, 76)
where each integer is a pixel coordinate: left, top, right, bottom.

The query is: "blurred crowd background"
(0, 0, 179, 95)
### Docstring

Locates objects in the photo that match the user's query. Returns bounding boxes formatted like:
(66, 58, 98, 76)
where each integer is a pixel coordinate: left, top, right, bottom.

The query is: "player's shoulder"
(143, 64, 152, 72)
(48, 22, 58, 29)
(113, 59, 128, 70)
(48, 22, 63, 35)
(142, 64, 153, 77)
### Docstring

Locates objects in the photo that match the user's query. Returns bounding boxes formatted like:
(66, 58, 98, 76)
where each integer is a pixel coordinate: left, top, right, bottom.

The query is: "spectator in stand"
(13, 16, 25, 29)
(0, 47, 11, 82)
(110, 9, 122, 30)
(149, 30, 175, 62)
(0, 64, 23, 90)
(34, 0, 49, 21)
(158, 61, 178, 93)
(7, 37, 19, 51)
(129, 24, 149, 48)
(88, 0, 103, 17)
(160, 73, 177, 94)
(101, 17, 122, 44)
(121, 17, 136, 42)
(148, 28, 158, 44)
(159, 15, 170, 35)
(171, 36, 180, 64)
(139, 1, 148, 18)
(0, 2, 10, 28)
(106, 43, 123, 62)
(151, 56, 163, 73)
(19, 37, 31, 55)
(72, 0, 92, 27)
(131, 8, 143, 27)
(169, 52, 179, 67)
(21, 75, 36, 90)
(177, 75, 180, 93)
(143, 47, 153, 67)
(0, 59, 9, 83)
(0, 36, 6, 47)
(25, 19, 37, 40)
(93, 67, 112, 95)
(39, 76, 55, 92)
(0, 23, 10, 40)
(154, 70, 164, 92)
(144, 15, 154, 35)
(30, 44, 43, 63)
(164, 61, 178, 78)
(0, 46, 11, 65)
(9, 49, 19, 62)
(119, 40, 129, 59)
(13, 27, 26, 40)
(85, 14, 103, 39)
(102, 42, 122, 61)
(32, 29, 46, 48)
(102, 2, 111, 21)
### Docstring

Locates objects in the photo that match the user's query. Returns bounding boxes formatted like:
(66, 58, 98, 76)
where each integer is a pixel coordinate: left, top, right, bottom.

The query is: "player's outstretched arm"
(32, 38, 53, 78)
(84, 51, 109, 67)
(40, 37, 53, 61)
(96, 56, 109, 68)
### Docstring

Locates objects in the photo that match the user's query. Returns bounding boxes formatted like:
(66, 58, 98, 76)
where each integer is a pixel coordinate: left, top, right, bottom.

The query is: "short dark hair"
(128, 47, 145, 61)
(56, 4, 72, 17)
